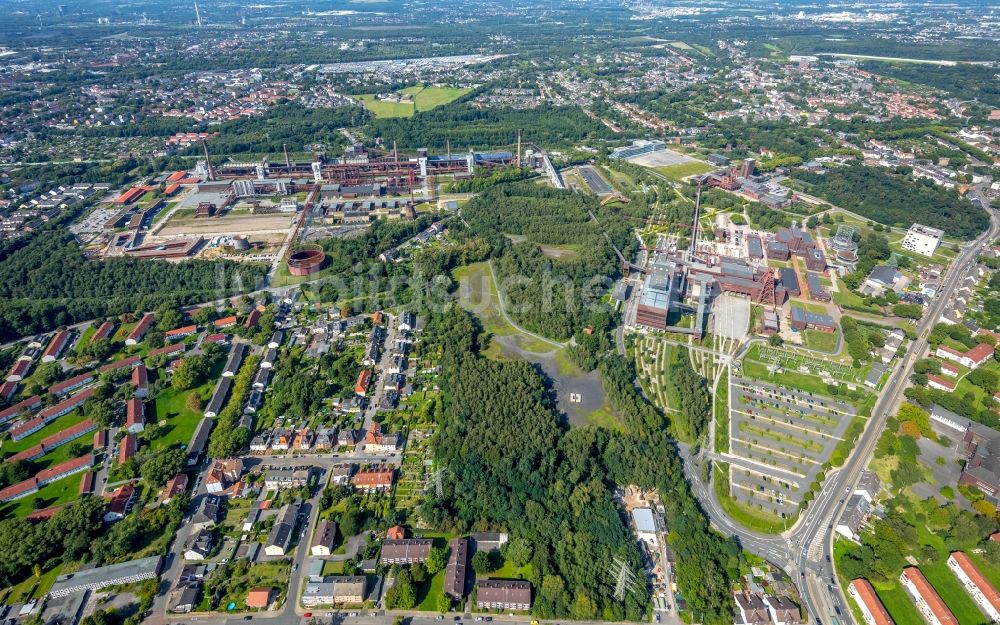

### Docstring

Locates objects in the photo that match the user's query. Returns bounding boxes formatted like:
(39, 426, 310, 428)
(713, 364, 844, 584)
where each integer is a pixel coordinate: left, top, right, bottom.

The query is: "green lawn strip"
(415, 569, 447, 611)
(1, 472, 83, 518)
(1, 410, 89, 455)
(150, 356, 225, 450)
(713, 462, 790, 534)
(655, 161, 714, 181)
(803, 329, 840, 353)
(740, 359, 833, 397)
(874, 580, 930, 625)
(714, 376, 730, 454)
(739, 422, 823, 454)
(921, 560, 988, 625)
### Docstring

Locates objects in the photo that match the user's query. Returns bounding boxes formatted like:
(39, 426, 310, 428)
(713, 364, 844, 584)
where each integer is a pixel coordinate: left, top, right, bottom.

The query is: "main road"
(677, 204, 1000, 624)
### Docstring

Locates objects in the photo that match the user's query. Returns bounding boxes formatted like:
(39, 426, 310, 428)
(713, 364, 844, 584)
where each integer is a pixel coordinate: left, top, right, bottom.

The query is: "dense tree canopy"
(0, 231, 266, 341)
(791, 165, 988, 239)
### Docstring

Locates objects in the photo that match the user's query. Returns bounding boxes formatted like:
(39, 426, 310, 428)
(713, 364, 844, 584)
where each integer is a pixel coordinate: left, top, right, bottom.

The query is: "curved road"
(677, 205, 1000, 623)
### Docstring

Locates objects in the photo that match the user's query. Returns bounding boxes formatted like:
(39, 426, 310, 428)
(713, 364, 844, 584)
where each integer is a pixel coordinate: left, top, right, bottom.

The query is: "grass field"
(803, 329, 840, 353)
(0, 472, 84, 518)
(655, 161, 714, 181)
(357, 85, 470, 118)
(151, 356, 225, 450)
(1, 411, 89, 455)
(714, 374, 730, 454)
(453, 263, 556, 355)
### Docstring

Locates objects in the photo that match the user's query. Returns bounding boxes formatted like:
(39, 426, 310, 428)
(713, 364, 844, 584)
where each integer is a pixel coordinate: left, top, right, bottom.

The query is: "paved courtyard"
(712, 293, 750, 341)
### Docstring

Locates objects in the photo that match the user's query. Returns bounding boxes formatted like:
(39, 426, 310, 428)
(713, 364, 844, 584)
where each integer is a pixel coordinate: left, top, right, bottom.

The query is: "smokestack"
(516, 130, 521, 168)
(201, 139, 215, 181)
(393, 141, 398, 166)
(283, 144, 291, 168)
(446, 140, 451, 161)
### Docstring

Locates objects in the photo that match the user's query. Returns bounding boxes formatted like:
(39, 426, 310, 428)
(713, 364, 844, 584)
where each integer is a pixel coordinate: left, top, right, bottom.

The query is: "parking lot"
(726, 377, 857, 517)
(577, 164, 613, 194)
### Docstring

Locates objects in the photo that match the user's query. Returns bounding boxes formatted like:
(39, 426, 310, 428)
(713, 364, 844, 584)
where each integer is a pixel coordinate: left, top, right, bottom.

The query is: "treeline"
(445, 166, 537, 193)
(664, 348, 712, 443)
(0, 494, 187, 588)
(0, 232, 266, 342)
(862, 62, 1000, 109)
(368, 104, 616, 151)
(420, 308, 737, 623)
(791, 165, 988, 239)
(207, 355, 260, 458)
(459, 183, 633, 340)
(182, 103, 368, 156)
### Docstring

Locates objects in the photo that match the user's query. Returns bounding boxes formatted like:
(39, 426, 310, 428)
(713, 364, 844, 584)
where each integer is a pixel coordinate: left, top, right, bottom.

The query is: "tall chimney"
(201, 139, 215, 181)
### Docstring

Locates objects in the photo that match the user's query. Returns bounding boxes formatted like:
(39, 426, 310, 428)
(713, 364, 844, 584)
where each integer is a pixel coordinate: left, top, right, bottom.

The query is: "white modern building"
(900, 224, 944, 257)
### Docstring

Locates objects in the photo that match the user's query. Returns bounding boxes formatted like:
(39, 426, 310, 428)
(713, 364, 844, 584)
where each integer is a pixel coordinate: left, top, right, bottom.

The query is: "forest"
(458, 183, 637, 340)
(791, 165, 988, 239)
(861, 61, 1000, 109)
(181, 103, 368, 156)
(368, 103, 617, 151)
(0, 232, 266, 342)
(419, 307, 738, 624)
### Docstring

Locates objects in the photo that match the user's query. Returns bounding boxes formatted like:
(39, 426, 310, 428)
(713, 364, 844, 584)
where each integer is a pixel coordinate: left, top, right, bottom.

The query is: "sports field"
(357, 85, 470, 118)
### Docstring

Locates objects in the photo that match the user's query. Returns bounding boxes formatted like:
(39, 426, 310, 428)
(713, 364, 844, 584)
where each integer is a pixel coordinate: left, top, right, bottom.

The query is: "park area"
(356, 85, 470, 118)
(453, 263, 620, 430)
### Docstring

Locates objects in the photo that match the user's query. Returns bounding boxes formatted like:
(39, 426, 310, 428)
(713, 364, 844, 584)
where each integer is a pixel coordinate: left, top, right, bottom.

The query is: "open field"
(0, 472, 84, 519)
(655, 161, 714, 181)
(453, 263, 620, 429)
(158, 211, 294, 238)
(357, 85, 470, 118)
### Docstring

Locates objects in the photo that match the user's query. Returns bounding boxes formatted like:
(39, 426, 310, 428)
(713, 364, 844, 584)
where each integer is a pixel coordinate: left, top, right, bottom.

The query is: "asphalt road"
(674, 204, 1000, 624)
(791, 204, 1000, 622)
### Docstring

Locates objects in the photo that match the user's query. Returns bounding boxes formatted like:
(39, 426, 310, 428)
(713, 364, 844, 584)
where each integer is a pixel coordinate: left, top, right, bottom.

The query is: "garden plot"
(725, 377, 857, 517)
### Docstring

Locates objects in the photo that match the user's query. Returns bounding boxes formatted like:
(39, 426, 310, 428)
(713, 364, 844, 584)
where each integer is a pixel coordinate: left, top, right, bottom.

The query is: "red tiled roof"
(353, 468, 394, 488)
(48, 371, 95, 395)
(126, 397, 144, 429)
(36, 455, 93, 484)
(246, 588, 272, 608)
(94, 429, 108, 450)
(80, 471, 95, 495)
(7, 444, 45, 464)
(949, 552, 1000, 615)
(927, 374, 956, 390)
(165, 325, 197, 338)
(214, 315, 237, 328)
(244, 309, 261, 328)
(0, 478, 38, 501)
(92, 320, 115, 341)
(38, 387, 95, 420)
(149, 343, 185, 359)
(99, 355, 141, 373)
(119, 433, 137, 466)
(132, 365, 148, 388)
(0, 395, 41, 424)
(126, 313, 155, 342)
(40, 419, 95, 449)
(0, 380, 17, 401)
(114, 187, 145, 205)
(901, 567, 958, 625)
(43, 331, 70, 359)
(967, 342, 996, 364)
